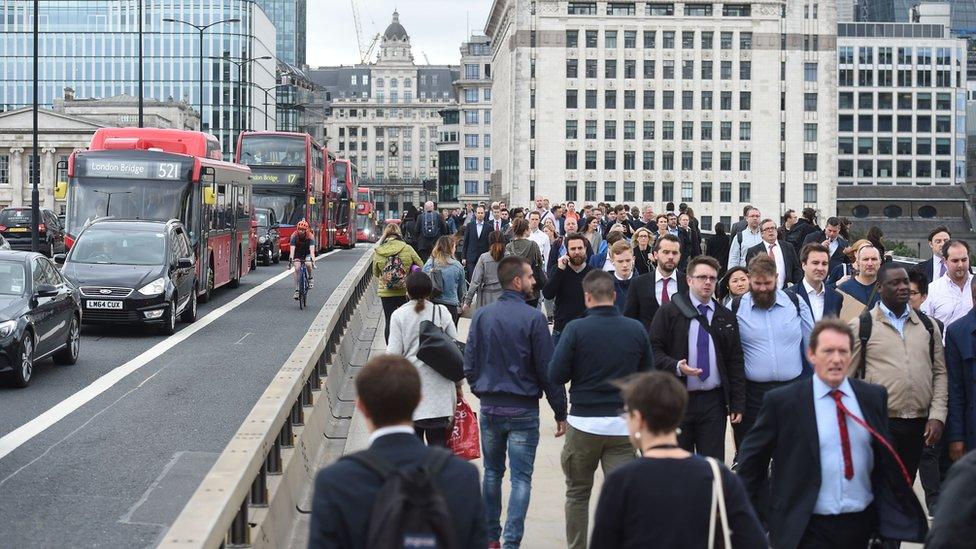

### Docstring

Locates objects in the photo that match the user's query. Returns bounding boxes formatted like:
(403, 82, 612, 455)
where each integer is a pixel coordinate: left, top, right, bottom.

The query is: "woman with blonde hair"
(462, 230, 506, 312)
(631, 227, 655, 275)
(422, 235, 467, 325)
(371, 222, 423, 342)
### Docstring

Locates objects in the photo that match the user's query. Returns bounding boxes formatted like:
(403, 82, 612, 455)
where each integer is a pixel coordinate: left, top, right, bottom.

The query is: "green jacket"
(372, 239, 423, 297)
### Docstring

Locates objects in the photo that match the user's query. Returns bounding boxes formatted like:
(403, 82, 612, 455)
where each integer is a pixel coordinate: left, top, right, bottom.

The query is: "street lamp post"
(210, 55, 272, 134)
(138, 0, 143, 127)
(253, 83, 292, 132)
(162, 16, 239, 132)
(31, 0, 40, 253)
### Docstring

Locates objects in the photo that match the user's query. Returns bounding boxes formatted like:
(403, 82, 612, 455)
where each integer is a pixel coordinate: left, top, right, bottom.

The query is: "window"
(701, 151, 713, 170)
(739, 152, 751, 171)
(465, 134, 479, 147)
(606, 30, 618, 49)
(585, 151, 597, 169)
(586, 120, 597, 139)
(644, 30, 656, 48)
(605, 59, 618, 78)
(803, 183, 817, 203)
(566, 120, 578, 139)
(721, 61, 732, 80)
(683, 60, 695, 79)
(586, 30, 599, 48)
(624, 30, 637, 48)
(682, 31, 696, 48)
(465, 89, 479, 103)
(720, 182, 732, 202)
(624, 151, 636, 170)
(605, 151, 617, 169)
(804, 153, 817, 172)
(804, 62, 817, 82)
(720, 152, 732, 171)
(663, 151, 675, 170)
(721, 121, 732, 140)
(804, 93, 817, 111)
(644, 60, 656, 78)
(702, 91, 713, 109)
(607, 2, 636, 15)
(724, 3, 751, 16)
(701, 181, 713, 202)
(685, 4, 712, 16)
(0, 155, 7, 185)
(804, 123, 817, 142)
(604, 181, 617, 201)
(740, 121, 752, 140)
(702, 31, 714, 49)
(720, 91, 732, 110)
(663, 121, 675, 139)
(720, 32, 733, 49)
(465, 111, 479, 124)
(682, 91, 694, 110)
(646, 2, 675, 15)
(567, 59, 579, 77)
(739, 32, 752, 49)
(566, 89, 578, 108)
(740, 61, 751, 80)
(663, 60, 675, 79)
(738, 182, 751, 202)
(702, 60, 713, 79)
(664, 91, 675, 109)
(663, 31, 675, 48)
(568, 2, 598, 15)
(585, 181, 597, 201)
(586, 59, 598, 78)
(624, 181, 636, 201)
(624, 90, 636, 109)
(566, 30, 579, 48)
(643, 120, 655, 139)
(566, 181, 578, 201)
(585, 89, 597, 108)
(605, 120, 617, 139)
(605, 90, 617, 109)
(740, 92, 752, 110)
(624, 120, 636, 140)
(625, 60, 636, 78)
(566, 150, 578, 169)
(682, 151, 694, 170)
(662, 182, 674, 202)
(643, 181, 655, 201)
(681, 181, 694, 202)
(465, 157, 479, 171)
(643, 151, 655, 170)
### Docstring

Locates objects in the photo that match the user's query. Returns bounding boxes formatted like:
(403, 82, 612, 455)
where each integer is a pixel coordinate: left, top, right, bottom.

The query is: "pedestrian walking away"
(372, 223, 424, 343)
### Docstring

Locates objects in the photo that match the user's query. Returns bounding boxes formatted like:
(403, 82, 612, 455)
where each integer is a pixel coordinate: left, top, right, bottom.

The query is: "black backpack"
(342, 447, 459, 549)
(421, 212, 442, 239)
(856, 308, 936, 379)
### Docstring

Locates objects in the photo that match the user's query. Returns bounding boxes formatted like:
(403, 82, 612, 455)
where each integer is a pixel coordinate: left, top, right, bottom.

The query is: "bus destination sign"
(80, 158, 185, 180)
(250, 170, 305, 187)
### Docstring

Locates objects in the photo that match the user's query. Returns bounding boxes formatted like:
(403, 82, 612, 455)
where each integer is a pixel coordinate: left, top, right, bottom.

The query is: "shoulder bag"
(706, 457, 733, 549)
(417, 305, 464, 382)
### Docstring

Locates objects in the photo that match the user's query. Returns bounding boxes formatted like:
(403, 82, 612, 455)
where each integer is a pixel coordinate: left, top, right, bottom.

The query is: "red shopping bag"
(448, 399, 481, 460)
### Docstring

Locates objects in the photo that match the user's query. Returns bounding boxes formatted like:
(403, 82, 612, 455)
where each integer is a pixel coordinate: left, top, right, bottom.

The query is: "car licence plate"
(8, 227, 28, 233)
(86, 300, 123, 310)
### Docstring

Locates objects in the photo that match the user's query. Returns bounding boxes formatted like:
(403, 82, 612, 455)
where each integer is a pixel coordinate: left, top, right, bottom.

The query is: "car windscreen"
(253, 193, 305, 225)
(255, 210, 270, 227)
(0, 209, 32, 226)
(69, 229, 167, 266)
(0, 261, 27, 296)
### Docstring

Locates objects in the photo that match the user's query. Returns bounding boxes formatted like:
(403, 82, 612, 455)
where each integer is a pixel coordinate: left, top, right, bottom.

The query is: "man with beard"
(732, 255, 813, 448)
(543, 233, 593, 347)
(464, 256, 567, 549)
(624, 234, 689, 331)
(547, 217, 593, 273)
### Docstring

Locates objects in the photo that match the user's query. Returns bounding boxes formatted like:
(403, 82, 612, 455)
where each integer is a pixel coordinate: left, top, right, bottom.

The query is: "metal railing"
(159, 251, 374, 548)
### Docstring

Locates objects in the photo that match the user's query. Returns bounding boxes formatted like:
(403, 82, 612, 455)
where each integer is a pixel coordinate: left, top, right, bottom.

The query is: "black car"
(58, 219, 197, 335)
(0, 251, 81, 387)
(254, 208, 281, 265)
(0, 207, 67, 257)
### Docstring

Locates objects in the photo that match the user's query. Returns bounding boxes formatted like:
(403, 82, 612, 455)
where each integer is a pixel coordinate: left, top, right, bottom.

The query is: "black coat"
(623, 269, 689, 332)
(546, 237, 594, 278)
(705, 233, 731, 274)
(745, 240, 803, 288)
(633, 245, 654, 276)
(677, 228, 702, 271)
(786, 281, 843, 319)
(913, 257, 940, 284)
(414, 212, 449, 252)
(462, 220, 491, 278)
(647, 293, 746, 414)
(802, 231, 850, 273)
(925, 450, 976, 548)
(309, 432, 487, 548)
(736, 378, 928, 549)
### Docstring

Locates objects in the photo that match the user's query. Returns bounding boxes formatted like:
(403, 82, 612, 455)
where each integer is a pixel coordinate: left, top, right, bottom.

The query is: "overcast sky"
(306, 0, 492, 67)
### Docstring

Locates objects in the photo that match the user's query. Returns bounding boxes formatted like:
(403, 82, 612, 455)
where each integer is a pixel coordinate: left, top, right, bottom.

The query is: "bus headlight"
(138, 278, 166, 296)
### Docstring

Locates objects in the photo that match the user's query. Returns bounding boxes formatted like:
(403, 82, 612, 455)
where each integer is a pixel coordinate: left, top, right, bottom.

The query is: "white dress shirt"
(654, 268, 679, 303)
(932, 257, 947, 282)
(764, 240, 787, 289)
(827, 238, 839, 257)
(529, 229, 552, 271)
(367, 425, 416, 446)
(804, 278, 826, 322)
(921, 272, 975, 330)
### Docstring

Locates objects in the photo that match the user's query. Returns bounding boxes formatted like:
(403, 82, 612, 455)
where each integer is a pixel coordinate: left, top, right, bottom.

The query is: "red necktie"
(768, 242, 776, 259)
(830, 389, 913, 487)
(495, 220, 500, 231)
(661, 277, 670, 304)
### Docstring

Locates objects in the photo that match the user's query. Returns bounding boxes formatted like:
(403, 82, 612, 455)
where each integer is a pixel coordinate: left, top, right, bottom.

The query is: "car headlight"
(259, 236, 268, 244)
(0, 320, 16, 338)
(137, 278, 166, 296)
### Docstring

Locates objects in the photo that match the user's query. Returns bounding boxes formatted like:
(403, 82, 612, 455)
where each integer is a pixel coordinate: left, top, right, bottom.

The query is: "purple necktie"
(939, 261, 946, 278)
(697, 303, 711, 381)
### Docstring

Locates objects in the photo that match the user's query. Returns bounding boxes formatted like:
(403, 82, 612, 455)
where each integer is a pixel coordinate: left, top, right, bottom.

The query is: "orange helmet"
(296, 219, 310, 230)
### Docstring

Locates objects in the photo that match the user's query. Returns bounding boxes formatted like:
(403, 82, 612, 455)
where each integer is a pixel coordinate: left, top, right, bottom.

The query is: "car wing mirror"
(176, 257, 194, 269)
(53, 254, 66, 265)
(35, 283, 59, 298)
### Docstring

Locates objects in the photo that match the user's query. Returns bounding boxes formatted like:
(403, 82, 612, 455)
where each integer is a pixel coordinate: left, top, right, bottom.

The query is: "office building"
(310, 12, 458, 219)
(836, 20, 972, 250)
(485, 0, 838, 229)
(253, 0, 306, 66)
(0, 0, 276, 159)
(857, 0, 976, 31)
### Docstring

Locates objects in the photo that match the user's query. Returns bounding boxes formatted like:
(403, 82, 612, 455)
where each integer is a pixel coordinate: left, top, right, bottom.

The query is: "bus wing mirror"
(203, 187, 216, 205)
(54, 181, 67, 200)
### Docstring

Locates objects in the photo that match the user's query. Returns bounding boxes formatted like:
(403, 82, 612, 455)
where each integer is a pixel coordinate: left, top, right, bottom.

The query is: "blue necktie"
(697, 304, 711, 381)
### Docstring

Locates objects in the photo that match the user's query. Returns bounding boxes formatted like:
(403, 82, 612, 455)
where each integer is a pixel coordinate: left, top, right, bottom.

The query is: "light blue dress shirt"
(736, 290, 813, 382)
(878, 302, 910, 339)
(685, 293, 721, 391)
(812, 376, 875, 515)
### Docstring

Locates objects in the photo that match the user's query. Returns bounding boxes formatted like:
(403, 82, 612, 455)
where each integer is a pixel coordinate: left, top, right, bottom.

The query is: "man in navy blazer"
(913, 226, 952, 284)
(802, 216, 850, 274)
(737, 318, 927, 549)
(308, 355, 486, 548)
(462, 205, 492, 280)
(787, 243, 843, 322)
(944, 282, 976, 460)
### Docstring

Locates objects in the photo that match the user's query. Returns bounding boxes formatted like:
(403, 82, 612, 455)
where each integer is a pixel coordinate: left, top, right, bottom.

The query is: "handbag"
(429, 264, 445, 298)
(706, 457, 733, 549)
(417, 305, 464, 382)
(447, 398, 480, 460)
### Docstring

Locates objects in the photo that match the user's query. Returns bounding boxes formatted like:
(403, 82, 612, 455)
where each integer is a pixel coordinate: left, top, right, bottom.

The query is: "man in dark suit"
(309, 355, 486, 548)
(944, 283, 976, 460)
(737, 318, 928, 549)
(624, 234, 688, 331)
(649, 255, 746, 459)
(914, 226, 952, 283)
(462, 204, 491, 280)
(745, 218, 802, 289)
(802, 216, 850, 274)
(787, 243, 843, 322)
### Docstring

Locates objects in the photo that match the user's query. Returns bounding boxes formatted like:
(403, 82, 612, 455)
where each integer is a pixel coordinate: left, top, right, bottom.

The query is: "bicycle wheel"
(298, 265, 308, 309)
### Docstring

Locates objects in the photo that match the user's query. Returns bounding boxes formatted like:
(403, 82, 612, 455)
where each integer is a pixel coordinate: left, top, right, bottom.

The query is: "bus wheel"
(200, 263, 214, 303)
(229, 251, 242, 288)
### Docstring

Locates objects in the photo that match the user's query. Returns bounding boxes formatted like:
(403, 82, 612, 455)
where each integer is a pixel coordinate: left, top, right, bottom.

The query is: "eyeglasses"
(761, 226, 777, 232)
(691, 275, 718, 282)
(909, 290, 920, 296)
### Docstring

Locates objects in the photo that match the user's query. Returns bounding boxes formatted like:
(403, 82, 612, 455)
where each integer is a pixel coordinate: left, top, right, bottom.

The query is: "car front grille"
(80, 287, 133, 298)
(81, 309, 142, 323)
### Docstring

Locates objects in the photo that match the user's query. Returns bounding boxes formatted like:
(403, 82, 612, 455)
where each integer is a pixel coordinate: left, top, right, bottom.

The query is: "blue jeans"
(480, 409, 541, 548)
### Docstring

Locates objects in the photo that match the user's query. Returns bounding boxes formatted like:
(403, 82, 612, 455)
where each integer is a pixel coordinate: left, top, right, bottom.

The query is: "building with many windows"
(309, 12, 458, 219)
(437, 34, 494, 205)
(0, 0, 277, 159)
(835, 20, 973, 250)
(253, 0, 305, 66)
(485, 0, 837, 228)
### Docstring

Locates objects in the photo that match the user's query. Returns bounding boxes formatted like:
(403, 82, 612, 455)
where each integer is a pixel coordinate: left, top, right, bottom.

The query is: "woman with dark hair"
(866, 225, 890, 261)
(386, 271, 460, 447)
(423, 235, 467, 325)
(718, 266, 750, 307)
(706, 223, 730, 274)
(462, 230, 506, 312)
(400, 204, 420, 247)
(590, 372, 766, 548)
(583, 216, 603, 252)
(505, 218, 545, 308)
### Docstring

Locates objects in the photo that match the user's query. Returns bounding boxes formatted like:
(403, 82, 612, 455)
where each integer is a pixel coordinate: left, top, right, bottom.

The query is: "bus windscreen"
(238, 136, 307, 167)
(66, 178, 188, 234)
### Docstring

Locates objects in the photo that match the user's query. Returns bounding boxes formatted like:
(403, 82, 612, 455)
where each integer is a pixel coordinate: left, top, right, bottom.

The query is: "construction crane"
(351, 0, 381, 64)
(422, 51, 431, 64)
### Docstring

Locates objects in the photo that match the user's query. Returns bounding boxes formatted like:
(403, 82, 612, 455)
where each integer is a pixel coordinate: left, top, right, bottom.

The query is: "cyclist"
(289, 219, 316, 299)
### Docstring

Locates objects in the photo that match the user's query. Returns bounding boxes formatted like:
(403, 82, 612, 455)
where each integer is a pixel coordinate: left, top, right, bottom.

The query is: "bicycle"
(297, 260, 310, 310)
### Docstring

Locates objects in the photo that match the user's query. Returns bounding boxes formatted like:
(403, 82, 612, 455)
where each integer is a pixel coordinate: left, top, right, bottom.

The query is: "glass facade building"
(253, 0, 304, 66)
(0, 0, 277, 158)
(858, 0, 976, 33)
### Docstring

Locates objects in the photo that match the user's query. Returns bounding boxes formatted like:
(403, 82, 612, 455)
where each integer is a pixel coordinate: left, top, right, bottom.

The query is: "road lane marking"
(234, 333, 252, 345)
(0, 250, 342, 462)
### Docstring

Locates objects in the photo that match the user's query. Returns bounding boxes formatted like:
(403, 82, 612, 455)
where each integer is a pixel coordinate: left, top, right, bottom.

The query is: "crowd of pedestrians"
(310, 198, 976, 549)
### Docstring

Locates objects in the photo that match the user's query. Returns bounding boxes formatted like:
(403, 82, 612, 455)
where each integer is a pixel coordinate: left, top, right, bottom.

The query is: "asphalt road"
(0, 246, 367, 548)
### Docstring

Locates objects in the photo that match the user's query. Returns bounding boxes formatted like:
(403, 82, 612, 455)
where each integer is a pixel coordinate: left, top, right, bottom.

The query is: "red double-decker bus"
(59, 128, 255, 302)
(236, 132, 331, 256)
(356, 187, 378, 243)
(332, 158, 356, 249)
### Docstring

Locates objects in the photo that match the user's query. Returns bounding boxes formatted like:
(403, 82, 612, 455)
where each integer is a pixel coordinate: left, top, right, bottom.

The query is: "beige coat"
(849, 304, 948, 422)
